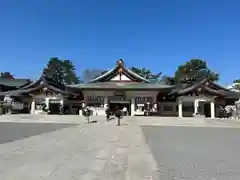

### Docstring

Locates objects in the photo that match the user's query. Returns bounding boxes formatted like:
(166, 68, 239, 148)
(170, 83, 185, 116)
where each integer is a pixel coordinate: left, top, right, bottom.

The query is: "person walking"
(84, 107, 91, 123)
(122, 106, 127, 116)
(105, 105, 111, 121)
(115, 107, 122, 126)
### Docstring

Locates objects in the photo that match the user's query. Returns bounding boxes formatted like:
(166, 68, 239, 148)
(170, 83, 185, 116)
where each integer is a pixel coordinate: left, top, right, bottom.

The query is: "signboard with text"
(87, 96, 104, 102)
(135, 97, 153, 103)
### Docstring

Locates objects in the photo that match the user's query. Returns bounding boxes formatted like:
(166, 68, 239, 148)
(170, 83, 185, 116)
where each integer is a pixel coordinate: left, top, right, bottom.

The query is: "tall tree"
(82, 69, 108, 83)
(0, 72, 14, 79)
(174, 59, 219, 85)
(159, 75, 175, 85)
(130, 67, 162, 82)
(233, 79, 240, 90)
(43, 57, 80, 84)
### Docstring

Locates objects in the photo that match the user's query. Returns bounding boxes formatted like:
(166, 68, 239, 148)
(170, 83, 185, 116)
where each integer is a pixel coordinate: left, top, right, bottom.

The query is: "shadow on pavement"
(0, 122, 76, 144)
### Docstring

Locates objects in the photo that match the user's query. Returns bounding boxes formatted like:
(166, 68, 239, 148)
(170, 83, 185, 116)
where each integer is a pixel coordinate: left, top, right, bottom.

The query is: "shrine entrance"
(109, 100, 131, 116)
(48, 99, 61, 114)
(203, 102, 211, 117)
(109, 91, 131, 115)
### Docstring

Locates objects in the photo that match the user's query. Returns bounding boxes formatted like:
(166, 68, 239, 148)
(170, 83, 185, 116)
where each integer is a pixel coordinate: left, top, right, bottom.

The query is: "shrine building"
(0, 59, 240, 118)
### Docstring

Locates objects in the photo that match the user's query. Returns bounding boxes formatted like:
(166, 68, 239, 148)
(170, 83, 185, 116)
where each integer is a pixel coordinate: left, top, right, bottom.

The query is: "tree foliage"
(82, 69, 108, 83)
(160, 75, 175, 85)
(0, 72, 14, 79)
(233, 79, 240, 90)
(130, 67, 162, 82)
(174, 59, 219, 85)
(129, 67, 176, 84)
(130, 59, 219, 85)
(43, 57, 80, 84)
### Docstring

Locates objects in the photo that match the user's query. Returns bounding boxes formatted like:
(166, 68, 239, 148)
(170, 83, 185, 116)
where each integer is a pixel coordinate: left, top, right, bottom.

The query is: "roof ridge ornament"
(116, 59, 124, 66)
(117, 59, 124, 73)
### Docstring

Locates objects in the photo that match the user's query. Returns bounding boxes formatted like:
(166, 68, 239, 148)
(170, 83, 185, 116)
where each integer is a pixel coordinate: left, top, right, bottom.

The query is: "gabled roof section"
(0, 75, 78, 97)
(169, 79, 240, 98)
(88, 59, 151, 83)
(205, 81, 230, 91)
(0, 78, 31, 89)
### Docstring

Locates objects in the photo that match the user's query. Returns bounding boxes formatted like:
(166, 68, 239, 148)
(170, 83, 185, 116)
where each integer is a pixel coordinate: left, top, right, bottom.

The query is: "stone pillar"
(104, 96, 108, 109)
(194, 99, 199, 114)
(178, 99, 183, 117)
(211, 101, 215, 118)
(131, 98, 135, 116)
(30, 100, 35, 114)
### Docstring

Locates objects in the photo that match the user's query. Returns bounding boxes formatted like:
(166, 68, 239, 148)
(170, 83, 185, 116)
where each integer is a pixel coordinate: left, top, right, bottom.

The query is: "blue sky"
(0, 0, 239, 84)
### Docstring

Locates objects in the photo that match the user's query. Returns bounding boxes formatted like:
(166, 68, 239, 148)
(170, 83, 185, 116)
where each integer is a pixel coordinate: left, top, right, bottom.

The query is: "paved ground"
(142, 126, 240, 180)
(0, 122, 76, 144)
(0, 115, 158, 180)
(0, 115, 240, 180)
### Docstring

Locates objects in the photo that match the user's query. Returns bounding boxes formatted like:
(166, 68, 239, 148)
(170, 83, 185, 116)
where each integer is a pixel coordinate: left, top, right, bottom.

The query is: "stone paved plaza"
(0, 115, 240, 179)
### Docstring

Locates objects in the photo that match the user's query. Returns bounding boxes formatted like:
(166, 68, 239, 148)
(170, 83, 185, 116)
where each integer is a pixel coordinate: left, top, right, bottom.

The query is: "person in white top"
(122, 106, 127, 116)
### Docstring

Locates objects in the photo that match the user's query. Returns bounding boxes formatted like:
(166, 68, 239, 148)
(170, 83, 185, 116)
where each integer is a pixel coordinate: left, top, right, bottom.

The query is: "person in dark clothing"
(219, 105, 226, 118)
(115, 107, 122, 126)
(84, 107, 91, 123)
(105, 106, 111, 121)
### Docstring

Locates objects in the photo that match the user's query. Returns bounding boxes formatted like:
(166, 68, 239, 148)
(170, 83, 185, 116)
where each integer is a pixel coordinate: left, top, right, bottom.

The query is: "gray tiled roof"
(0, 79, 31, 88)
(68, 82, 174, 90)
(169, 79, 240, 98)
(0, 75, 78, 97)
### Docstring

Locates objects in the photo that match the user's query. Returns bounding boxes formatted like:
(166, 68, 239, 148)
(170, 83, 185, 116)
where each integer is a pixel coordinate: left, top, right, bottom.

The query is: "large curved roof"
(88, 59, 151, 83)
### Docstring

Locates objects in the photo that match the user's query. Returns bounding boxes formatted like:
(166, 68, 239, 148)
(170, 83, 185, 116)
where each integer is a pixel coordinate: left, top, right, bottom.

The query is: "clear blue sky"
(0, 0, 239, 84)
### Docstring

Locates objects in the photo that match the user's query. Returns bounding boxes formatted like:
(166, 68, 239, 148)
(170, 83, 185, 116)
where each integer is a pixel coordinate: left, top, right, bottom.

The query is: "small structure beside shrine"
(0, 75, 83, 114)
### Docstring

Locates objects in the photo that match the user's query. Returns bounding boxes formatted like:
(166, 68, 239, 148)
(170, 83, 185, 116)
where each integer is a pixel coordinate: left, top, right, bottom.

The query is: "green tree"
(130, 67, 162, 82)
(43, 57, 80, 84)
(0, 72, 14, 79)
(174, 59, 219, 85)
(82, 69, 108, 83)
(160, 75, 175, 85)
(130, 67, 152, 79)
(233, 79, 240, 90)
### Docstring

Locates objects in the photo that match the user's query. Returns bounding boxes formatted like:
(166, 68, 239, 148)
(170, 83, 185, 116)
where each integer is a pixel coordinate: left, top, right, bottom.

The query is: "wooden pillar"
(60, 99, 64, 106)
(131, 97, 135, 116)
(45, 98, 49, 110)
(60, 99, 64, 114)
(30, 100, 36, 114)
(211, 101, 215, 118)
(69, 104, 72, 114)
(104, 96, 108, 109)
(194, 99, 199, 114)
(178, 99, 183, 117)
